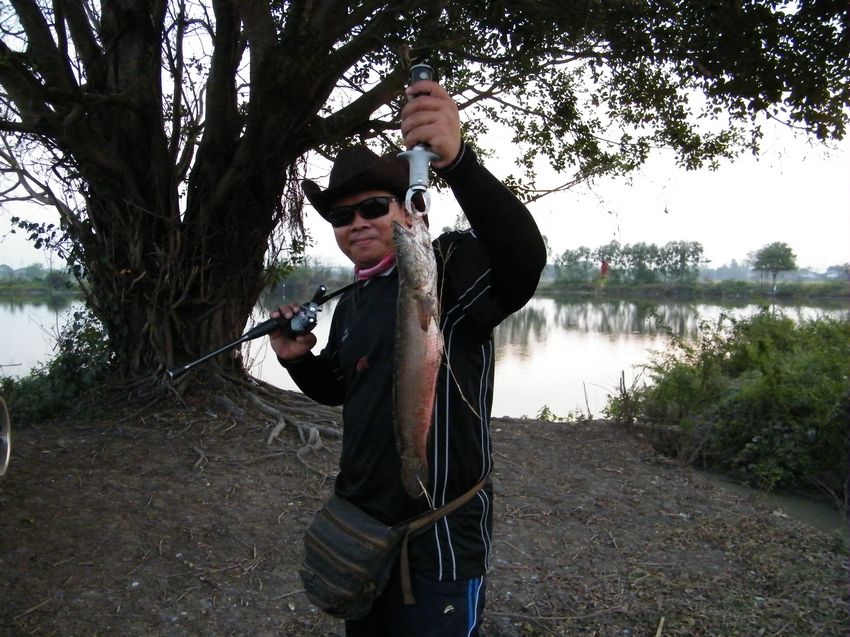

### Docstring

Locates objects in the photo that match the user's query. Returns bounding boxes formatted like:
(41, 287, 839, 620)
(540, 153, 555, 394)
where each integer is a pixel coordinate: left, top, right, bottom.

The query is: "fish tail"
(401, 457, 427, 499)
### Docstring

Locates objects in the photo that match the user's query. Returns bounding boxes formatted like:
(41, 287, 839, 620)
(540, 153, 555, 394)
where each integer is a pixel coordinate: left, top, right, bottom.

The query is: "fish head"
(393, 215, 438, 293)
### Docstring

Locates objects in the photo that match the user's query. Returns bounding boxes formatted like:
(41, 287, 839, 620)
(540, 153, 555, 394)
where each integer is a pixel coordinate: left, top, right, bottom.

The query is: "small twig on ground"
(166, 563, 243, 579)
(502, 540, 529, 557)
(127, 551, 149, 575)
(167, 421, 193, 439)
(14, 598, 51, 621)
(172, 585, 202, 604)
(655, 616, 666, 637)
(608, 529, 620, 551)
(192, 446, 208, 472)
(274, 588, 305, 600)
(208, 419, 237, 436)
(494, 449, 524, 468)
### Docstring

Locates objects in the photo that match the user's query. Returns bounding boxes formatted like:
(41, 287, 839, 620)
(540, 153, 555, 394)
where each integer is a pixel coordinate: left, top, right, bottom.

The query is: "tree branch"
(56, 0, 105, 85)
(166, 0, 187, 167)
(304, 68, 406, 147)
(0, 41, 59, 134)
(10, 0, 78, 92)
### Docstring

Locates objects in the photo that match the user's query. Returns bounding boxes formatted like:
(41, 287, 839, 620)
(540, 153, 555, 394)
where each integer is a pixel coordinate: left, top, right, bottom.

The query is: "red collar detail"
(355, 252, 397, 281)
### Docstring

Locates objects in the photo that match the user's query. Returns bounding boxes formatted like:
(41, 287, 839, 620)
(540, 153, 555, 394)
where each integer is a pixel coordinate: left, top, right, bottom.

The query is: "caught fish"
(393, 214, 443, 498)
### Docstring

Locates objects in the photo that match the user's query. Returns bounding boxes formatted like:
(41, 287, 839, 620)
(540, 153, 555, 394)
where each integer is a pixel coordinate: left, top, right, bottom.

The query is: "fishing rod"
(166, 282, 353, 380)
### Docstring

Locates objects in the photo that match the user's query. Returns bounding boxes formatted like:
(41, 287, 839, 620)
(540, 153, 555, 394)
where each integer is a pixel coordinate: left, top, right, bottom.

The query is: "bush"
(1, 308, 113, 423)
(606, 309, 850, 497)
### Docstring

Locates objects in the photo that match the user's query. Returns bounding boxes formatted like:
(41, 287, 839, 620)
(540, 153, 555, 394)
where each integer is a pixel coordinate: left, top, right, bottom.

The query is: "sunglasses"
(325, 196, 397, 228)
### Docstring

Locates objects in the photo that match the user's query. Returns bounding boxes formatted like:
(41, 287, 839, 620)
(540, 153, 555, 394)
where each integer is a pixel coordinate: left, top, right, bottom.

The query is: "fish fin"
(416, 297, 434, 332)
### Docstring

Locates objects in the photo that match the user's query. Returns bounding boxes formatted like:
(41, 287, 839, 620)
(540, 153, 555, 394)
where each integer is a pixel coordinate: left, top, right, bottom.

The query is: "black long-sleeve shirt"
(283, 144, 546, 580)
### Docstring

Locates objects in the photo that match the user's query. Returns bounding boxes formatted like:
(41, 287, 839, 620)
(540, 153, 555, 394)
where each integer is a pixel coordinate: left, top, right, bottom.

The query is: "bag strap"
(396, 478, 487, 606)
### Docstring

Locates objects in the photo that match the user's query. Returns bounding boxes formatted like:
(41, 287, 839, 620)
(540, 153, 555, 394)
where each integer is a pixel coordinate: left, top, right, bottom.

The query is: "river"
(2, 295, 847, 420)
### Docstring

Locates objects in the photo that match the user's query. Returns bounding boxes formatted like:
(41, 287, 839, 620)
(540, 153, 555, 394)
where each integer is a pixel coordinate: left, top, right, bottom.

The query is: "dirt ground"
(1, 387, 848, 637)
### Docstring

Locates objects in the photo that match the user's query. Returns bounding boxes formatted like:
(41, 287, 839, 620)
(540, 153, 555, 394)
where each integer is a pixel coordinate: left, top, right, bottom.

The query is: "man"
(269, 77, 546, 636)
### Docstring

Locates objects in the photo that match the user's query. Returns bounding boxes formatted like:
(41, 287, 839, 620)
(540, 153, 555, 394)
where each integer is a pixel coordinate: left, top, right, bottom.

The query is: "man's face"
(330, 189, 409, 269)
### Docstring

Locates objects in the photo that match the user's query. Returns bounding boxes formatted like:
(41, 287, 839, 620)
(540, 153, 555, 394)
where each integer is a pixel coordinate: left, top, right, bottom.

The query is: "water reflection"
(0, 297, 84, 377)
(495, 303, 547, 350)
(550, 300, 673, 335)
(497, 297, 849, 350)
(495, 299, 690, 360)
(0, 295, 78, 314)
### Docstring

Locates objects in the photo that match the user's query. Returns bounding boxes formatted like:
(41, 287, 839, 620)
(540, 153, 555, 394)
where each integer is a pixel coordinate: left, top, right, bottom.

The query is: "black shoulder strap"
(395, 479, 487, 606)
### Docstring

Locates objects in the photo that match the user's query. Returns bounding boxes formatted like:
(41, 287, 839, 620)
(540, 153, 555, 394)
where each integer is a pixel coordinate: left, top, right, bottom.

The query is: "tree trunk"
(47, 2, 322, 383)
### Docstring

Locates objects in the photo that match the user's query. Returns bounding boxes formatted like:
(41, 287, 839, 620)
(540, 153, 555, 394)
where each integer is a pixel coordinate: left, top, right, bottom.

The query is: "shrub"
(1, 308, 113, 423)
(606, 309, 850, 497)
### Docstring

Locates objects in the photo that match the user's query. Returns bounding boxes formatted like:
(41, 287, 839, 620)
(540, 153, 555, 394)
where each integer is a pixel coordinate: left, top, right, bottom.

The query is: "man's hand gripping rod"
(398, 63, 439, 215)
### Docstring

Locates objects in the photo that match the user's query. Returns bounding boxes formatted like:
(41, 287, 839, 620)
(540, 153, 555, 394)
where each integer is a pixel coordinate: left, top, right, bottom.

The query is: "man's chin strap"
(355, 252, 397, 280)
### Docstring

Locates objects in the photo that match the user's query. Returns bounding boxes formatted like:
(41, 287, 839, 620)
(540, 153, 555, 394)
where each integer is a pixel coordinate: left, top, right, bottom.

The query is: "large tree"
(751, 241, 797, 287)
(0, 1, 847, 386)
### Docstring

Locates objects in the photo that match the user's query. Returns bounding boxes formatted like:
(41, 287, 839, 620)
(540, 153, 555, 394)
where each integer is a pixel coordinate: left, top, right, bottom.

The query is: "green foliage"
(555, 240, 706, 284)
(605, 309, 850, 496)
(535, 404, 589, 423)
(751, 241, 797, 286)
(548, 274, 849, 302)
(10, 217, 70, 255)
(0, 261, 80, 295)
(554, 246, 597, 284)
(264, 237, 311, 287)
(1, 309, 113, 423)
(44, 270, 71, 291)
(537, 405, 565, 422)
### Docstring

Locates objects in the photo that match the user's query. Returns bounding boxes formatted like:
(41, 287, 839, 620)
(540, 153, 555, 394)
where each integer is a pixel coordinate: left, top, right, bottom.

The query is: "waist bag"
(299, 479, 486, 620)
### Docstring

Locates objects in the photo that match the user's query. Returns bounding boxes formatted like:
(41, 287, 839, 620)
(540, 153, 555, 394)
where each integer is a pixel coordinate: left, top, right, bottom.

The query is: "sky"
(294, 118, 850, 273)
(1, 120, 848, 272)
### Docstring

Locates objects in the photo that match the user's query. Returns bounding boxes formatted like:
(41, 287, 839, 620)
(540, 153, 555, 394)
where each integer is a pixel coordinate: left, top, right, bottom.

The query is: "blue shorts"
(344, 564, 486, 637)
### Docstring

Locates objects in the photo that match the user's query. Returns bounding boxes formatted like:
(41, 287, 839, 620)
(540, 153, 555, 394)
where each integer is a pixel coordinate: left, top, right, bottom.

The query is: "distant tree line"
(0, 263, 74, 292)
(556, 240, 849, 286)
(555, 241, 707, 285)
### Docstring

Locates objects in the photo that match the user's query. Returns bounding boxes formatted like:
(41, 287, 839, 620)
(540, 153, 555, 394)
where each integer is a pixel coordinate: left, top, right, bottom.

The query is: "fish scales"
(393, 215, 443, 498)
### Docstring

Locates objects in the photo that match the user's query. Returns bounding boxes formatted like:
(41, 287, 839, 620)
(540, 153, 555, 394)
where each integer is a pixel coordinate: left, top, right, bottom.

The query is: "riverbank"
(0, 286, 80, 304)
(1, 393, 847, 635)
(537, 279, 850, 305)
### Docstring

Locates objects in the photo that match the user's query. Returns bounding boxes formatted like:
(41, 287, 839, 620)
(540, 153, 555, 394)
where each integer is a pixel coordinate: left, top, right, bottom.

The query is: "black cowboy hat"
(302, 146, 409, 220)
